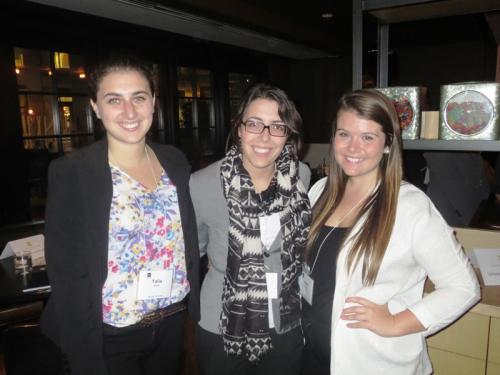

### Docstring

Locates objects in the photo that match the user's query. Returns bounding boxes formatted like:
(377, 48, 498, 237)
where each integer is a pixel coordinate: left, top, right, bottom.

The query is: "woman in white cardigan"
(301, 89, 480, 375)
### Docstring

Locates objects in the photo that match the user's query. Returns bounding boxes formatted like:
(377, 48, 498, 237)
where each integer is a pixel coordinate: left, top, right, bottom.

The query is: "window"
(177, 66, 215, 167)
(54, 52, 70, 69)
(14, 48, 93, 154)
(14, 47, 93, 220)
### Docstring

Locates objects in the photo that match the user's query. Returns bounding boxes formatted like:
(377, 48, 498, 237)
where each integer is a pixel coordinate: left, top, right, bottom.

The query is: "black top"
(302, 225, 348, 369)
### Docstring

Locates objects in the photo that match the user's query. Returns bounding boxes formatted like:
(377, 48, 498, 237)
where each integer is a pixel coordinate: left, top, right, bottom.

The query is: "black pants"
(102, 312, 184, 375)
(196, 325, 303, 375)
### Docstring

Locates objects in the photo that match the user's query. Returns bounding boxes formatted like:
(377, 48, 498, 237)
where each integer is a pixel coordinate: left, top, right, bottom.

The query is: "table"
(0, 257, 50, 307)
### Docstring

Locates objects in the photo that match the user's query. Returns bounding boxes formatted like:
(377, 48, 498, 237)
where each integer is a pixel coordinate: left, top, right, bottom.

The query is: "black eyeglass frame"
(241, 119, 290, 137)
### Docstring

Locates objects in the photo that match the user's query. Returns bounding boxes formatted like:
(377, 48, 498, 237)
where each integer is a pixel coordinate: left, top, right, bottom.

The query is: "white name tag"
(299, 273, 314, 305)
(266, 272, 278, 299)
(259, 213, 281, 250)
(137, 269, 173, 300)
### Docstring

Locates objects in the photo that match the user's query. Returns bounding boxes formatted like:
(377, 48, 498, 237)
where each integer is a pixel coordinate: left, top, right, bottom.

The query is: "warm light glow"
(54, 52, 70, 69)
(15, 68, 20, 74)
(48, 70, 53, 76)
(62, 105, 71, 124)
(14, 53, 24, 68)
(28, 109, 34, 115)
(79, 73, 86, 79)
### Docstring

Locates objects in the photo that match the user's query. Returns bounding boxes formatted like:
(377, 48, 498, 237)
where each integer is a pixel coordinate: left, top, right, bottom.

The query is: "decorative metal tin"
(439, 82, 500, 140)
(377, 87, 421, 140)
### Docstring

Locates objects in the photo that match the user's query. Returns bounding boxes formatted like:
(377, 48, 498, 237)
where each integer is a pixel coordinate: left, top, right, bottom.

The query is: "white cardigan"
(308, 178, 480, 375)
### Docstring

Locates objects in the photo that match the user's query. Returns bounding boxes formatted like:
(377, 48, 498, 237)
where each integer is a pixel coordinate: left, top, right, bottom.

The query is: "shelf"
(403, 140, 500, 152)
(364, 0, 499, 23)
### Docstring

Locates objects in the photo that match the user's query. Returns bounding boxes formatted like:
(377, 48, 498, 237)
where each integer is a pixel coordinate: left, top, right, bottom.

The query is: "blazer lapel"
(82, 138, 113, 281)
(150, 143, 184, 186)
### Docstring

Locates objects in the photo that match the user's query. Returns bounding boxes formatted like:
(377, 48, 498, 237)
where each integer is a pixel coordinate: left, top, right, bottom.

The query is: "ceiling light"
(321, 12, 334, 19)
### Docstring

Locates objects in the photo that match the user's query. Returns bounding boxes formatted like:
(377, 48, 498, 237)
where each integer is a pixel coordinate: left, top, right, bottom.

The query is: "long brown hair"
(307, 89, 403, 286)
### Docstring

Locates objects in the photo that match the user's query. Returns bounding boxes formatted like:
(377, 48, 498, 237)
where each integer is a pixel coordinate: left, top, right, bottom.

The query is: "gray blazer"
(189, 160, 310, 334)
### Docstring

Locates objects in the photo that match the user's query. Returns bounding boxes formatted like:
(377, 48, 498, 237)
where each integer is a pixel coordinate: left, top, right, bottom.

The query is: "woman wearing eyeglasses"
(190, 83, 311, 375)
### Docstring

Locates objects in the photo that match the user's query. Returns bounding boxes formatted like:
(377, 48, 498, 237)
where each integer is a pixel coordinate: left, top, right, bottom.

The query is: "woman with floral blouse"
(41, 54, 200, 375)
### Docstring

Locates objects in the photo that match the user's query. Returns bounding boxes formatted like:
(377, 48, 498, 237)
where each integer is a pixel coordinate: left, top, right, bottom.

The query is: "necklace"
(306, 191, 370, 275)
(108, 145, 158, 190)
(144, 146, 158, 189)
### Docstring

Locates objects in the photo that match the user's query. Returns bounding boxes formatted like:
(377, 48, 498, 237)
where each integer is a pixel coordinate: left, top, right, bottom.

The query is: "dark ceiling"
(146, 0, 354, 54)
(115, 0, 499, 57)
(21, 0, 500, 61)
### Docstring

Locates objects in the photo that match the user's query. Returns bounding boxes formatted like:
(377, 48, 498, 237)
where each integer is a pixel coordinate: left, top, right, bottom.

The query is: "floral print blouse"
(102, 163, 190, 327)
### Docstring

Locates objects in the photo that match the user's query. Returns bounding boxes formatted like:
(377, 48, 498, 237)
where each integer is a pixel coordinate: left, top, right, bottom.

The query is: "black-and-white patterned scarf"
(220, 144, 311, 362)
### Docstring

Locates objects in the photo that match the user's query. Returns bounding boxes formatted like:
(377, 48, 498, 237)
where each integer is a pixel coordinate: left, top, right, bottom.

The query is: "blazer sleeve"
(44, 159, 108, 375)
(156, 144, 201, 321)
(189, 172, 209, 257)
(407, 195, 480, 337)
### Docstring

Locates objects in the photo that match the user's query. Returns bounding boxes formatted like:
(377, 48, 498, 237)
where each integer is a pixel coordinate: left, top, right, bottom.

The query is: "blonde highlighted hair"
(307, 89, 403, 286)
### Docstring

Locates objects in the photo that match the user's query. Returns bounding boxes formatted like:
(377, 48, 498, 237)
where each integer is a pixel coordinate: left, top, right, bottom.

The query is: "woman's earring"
(90, 101, 101, 119)
(384, 147, 390, 154)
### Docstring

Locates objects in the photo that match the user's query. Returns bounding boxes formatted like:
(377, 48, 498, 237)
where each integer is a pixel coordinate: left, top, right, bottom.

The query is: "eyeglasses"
(241, 119, 289, 137)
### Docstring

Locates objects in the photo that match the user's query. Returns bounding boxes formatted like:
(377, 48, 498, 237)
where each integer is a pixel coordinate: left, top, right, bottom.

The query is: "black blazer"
(41, 139, 200, 375)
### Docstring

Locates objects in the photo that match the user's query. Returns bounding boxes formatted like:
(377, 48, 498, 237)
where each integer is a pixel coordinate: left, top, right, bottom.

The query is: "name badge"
(265, 272, 278, 299)
(259, 213, 281, 250)
(299, 273, 314, 305)
(137, 269, 173, 300)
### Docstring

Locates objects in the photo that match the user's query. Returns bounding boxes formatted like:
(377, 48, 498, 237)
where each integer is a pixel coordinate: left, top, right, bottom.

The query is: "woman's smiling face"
(90, 69, 155, 147)
(334, 110, 387, 186)
(238, 98, 288, 178)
